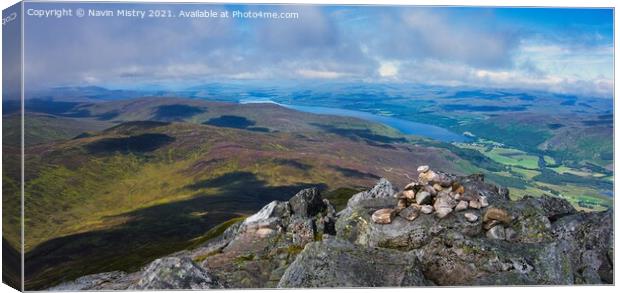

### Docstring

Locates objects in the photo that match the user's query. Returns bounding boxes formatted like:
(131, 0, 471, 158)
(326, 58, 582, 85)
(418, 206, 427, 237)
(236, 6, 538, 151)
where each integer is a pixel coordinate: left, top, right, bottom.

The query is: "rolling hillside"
(18, 99, 473, 289)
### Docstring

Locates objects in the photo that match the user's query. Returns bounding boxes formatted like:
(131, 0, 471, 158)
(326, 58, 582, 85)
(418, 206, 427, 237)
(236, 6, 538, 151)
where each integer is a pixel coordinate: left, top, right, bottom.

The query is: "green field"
(454, 139, 612, 212)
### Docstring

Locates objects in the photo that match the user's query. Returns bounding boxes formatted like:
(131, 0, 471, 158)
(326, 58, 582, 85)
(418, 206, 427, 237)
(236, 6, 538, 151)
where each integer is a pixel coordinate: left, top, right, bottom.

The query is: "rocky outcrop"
(129, 257, 222, 289)
(551, 210, 613, 283)
(333, 169, 613, 286)
(188, 187, 338, 288)
(48, 271, 134, 291)
(50, 168, 613, 289)
(338, 178, 396, 216)
(48, 257, 221, 290)
(278, 238, 432, 288)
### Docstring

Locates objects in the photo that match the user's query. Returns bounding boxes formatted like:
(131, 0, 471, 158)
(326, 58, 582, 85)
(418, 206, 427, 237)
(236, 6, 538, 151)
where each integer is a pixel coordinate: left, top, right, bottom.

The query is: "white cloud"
(397, 59, 612, 97)
(296, 69, 349, 79)
(516, 43, 613, 81)
(22, 5, 612, 98)
(378, 61, 399, 78)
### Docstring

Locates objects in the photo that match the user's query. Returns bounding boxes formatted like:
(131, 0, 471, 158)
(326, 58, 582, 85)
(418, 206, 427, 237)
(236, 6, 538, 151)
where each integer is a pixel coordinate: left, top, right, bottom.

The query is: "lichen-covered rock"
(288, 219, 316, 246)
(278, 238, 432, 288)
(457, 174, 509, 205)
(551, 210, 613, 284)
(52, 171, 613, 289)
(130, 257, 222, 289)
(48, 271, 133, 291)
(336, 203, 434, 250)
(339, 178, 396, 216)
(398, 205, 420, 221)
(192, 186, 337, 288)
(336, 197, 483, 250)
(289, 188, 326, 218)
(415, 233, 574, 286)
(522, 195, 577, 220)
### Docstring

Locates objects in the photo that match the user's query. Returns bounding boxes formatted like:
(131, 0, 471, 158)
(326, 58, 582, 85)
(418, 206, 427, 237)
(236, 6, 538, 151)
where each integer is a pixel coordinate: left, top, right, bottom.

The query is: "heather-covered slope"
(22, 116, 462, 289)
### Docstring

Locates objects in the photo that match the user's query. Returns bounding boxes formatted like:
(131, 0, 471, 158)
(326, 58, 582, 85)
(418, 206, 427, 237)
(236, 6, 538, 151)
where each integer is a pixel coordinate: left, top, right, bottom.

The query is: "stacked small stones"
(370, 165, 519, 241)
(371, 165, 490, 225)
(481, 207, 515, 240)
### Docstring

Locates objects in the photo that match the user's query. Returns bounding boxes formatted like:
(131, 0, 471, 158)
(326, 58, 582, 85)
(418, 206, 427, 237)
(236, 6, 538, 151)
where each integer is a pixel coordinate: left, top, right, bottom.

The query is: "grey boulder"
(130, 257, 222, 289)
(278, 238, 432, 288)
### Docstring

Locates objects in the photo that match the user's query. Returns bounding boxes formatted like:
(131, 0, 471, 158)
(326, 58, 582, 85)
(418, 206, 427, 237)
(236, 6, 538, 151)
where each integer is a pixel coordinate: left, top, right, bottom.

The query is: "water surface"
(240, 99, 468, 142)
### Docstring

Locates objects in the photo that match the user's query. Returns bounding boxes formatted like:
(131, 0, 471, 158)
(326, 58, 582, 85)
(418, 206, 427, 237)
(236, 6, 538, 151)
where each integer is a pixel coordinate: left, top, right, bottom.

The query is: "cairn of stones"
(371, 165, 515, 240)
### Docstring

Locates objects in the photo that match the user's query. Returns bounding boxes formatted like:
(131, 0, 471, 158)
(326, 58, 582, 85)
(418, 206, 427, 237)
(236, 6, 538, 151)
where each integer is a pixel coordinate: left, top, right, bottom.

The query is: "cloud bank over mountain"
(24, 3, 613, 97)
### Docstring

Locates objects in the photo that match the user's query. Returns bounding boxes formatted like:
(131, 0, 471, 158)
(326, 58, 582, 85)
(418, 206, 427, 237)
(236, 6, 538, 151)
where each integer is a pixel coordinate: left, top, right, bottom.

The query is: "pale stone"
(479, 196, 489, 207)
(418, 170, 438, 184)
(424, 185, 437, 196)
(256, 228, 276, 238)
(420, 205, 434, 214)
(372, 208, 396, 224)
(417, 165, 430, 173)
(435, 207, 453, 218)
(402, 189, 416, 200)
(415, 190, 432, 205)
(464, 212, 478, 222)
(469, 200, 482, 209)
(486, 225, 506, 240)
(243, 201, 278, 225)
(434, 194, 457, 210)
(432, 183, 443, 191)
(455, 200, 468, 211)
(438, 189, 451, 198)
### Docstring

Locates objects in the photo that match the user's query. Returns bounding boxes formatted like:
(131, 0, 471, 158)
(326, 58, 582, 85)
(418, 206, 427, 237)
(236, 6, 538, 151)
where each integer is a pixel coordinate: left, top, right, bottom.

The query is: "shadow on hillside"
(152, 104, 206, 121)
(2, 238, 21, 291)
(272, 159, 313, 171)
(103, 121, 171, 133)
(24, 172, 326, 290)
(203, 115, 270, 132)
(329, 165, 380, 180)
(85, 133, 175, 154)
(187, 171, 325, 200)
(310, 123, 407, 144)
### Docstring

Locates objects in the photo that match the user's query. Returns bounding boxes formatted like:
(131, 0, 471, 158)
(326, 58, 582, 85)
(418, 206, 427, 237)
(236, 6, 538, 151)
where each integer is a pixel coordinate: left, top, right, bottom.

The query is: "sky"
(21, 3, 614, 97)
